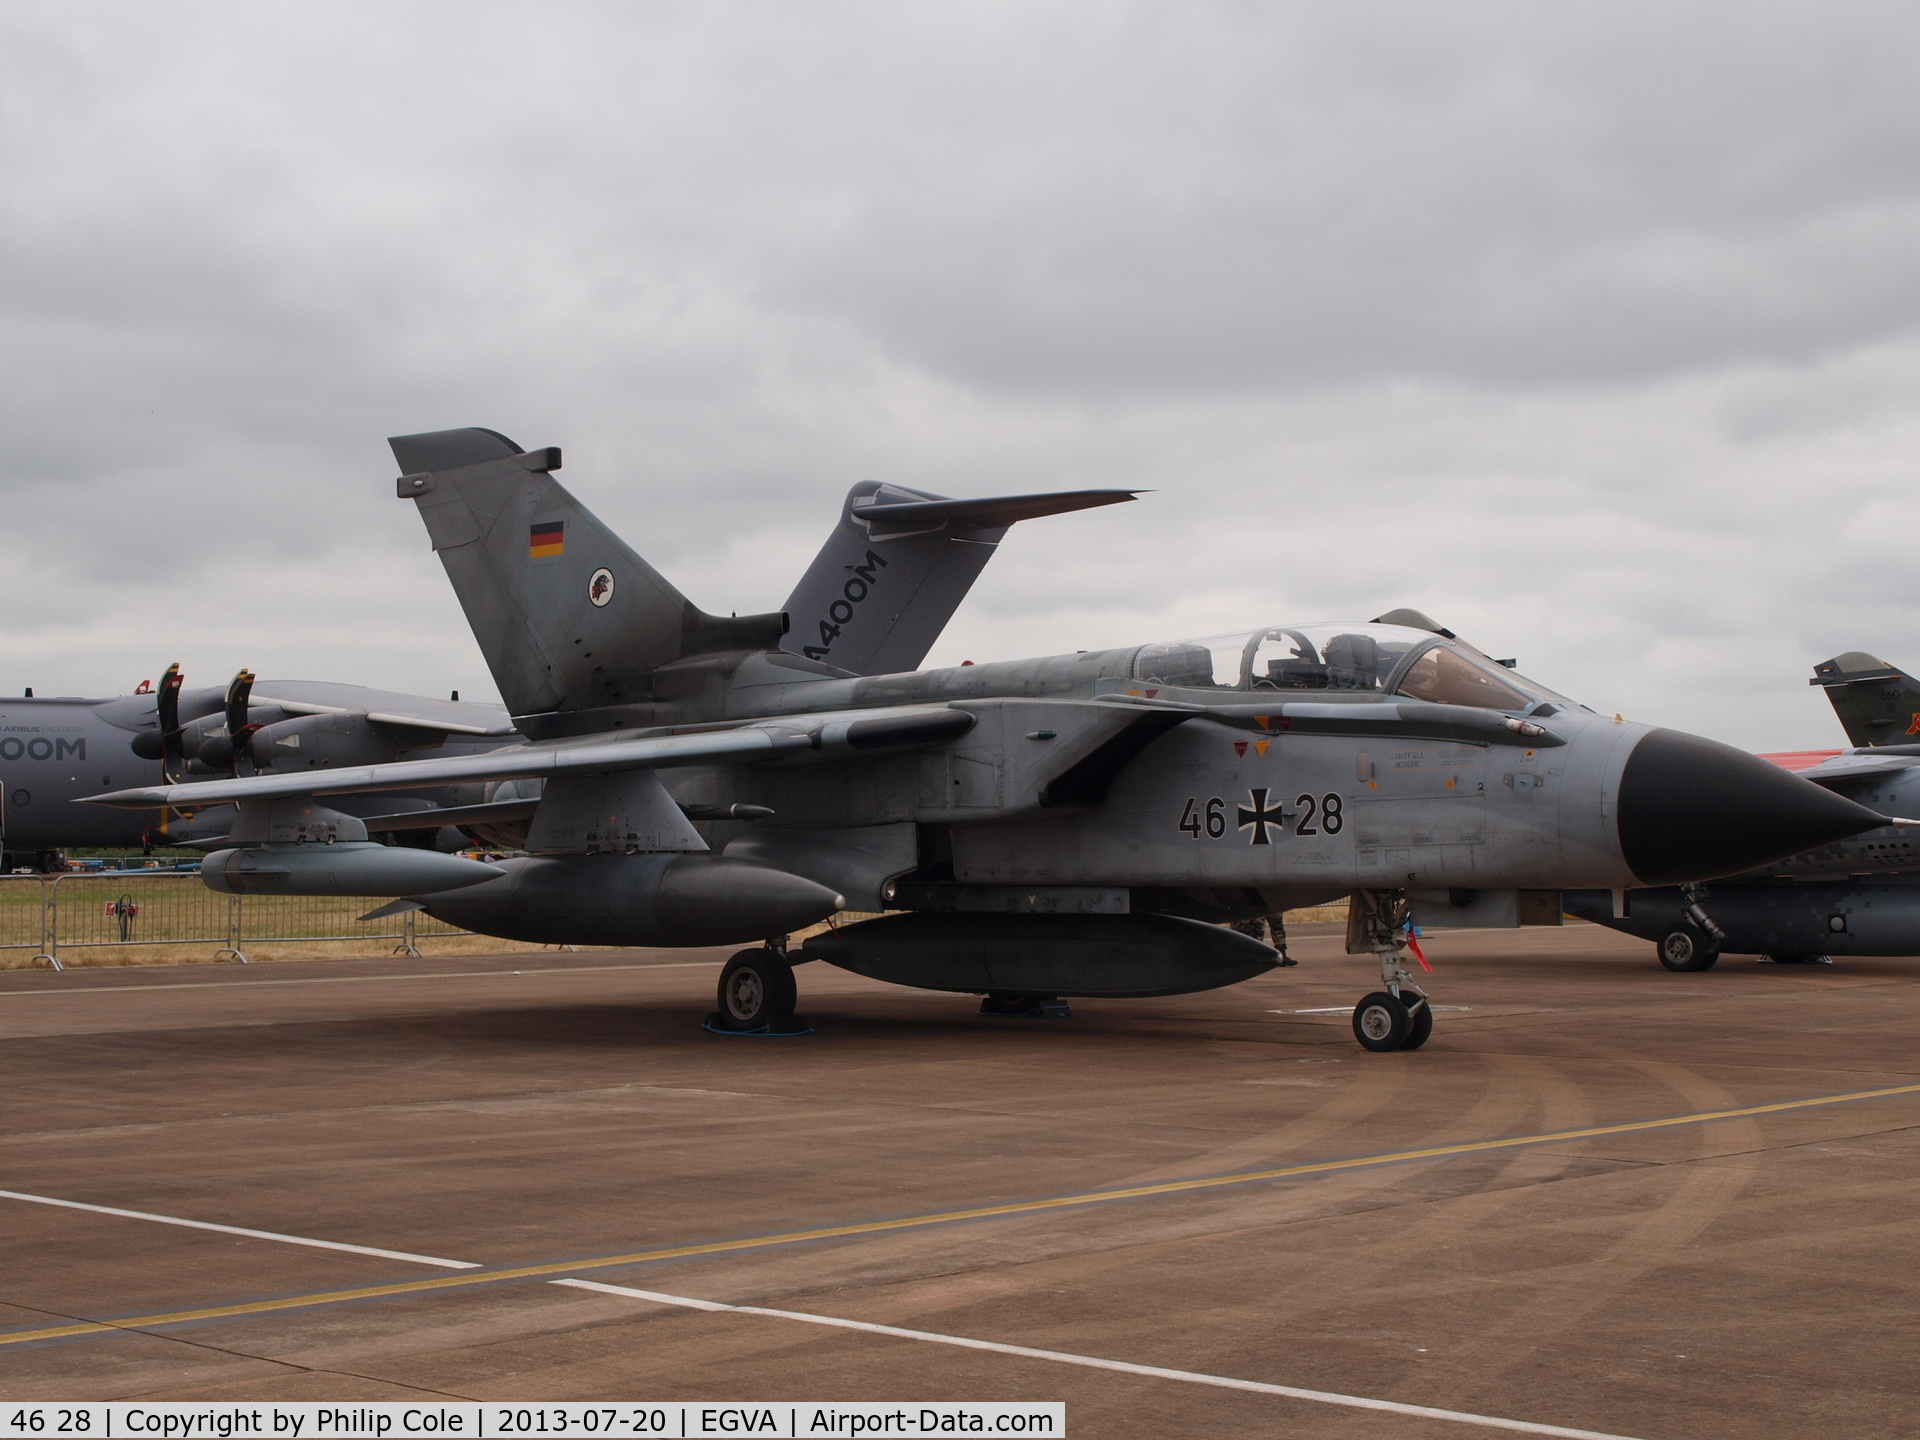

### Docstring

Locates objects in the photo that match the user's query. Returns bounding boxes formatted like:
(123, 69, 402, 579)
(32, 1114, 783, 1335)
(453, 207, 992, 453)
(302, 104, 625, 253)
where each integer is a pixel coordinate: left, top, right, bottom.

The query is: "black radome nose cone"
(1617, 728, 1888, 885)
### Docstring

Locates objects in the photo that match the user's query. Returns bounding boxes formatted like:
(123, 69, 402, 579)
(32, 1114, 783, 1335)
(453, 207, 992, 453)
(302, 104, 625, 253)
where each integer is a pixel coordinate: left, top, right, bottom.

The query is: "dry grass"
(1283, 900, 1351, 924)
(0, 934, 593, 970)
(0, 871, 590, 970)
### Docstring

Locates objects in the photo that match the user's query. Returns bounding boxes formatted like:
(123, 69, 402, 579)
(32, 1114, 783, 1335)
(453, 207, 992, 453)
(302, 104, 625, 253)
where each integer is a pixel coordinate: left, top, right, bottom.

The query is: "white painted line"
(553, 1278, 1648, 1439)
(1274, 1006, 1472, 1015)
(0, 1189, 480, 1270)
(0, 960, 723, 1000)
(559, 1278, 732, 1311)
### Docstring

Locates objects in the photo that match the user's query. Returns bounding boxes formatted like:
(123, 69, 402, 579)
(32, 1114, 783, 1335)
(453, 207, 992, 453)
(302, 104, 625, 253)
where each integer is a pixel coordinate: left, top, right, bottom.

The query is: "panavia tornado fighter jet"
(83, 429, 1894, 1051)
(1566, 651, 1920, 970)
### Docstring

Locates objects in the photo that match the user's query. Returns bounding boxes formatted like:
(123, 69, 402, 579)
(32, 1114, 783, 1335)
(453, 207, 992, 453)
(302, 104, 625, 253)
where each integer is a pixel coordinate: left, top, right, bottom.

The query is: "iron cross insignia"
(1237, 787, 1288, 845)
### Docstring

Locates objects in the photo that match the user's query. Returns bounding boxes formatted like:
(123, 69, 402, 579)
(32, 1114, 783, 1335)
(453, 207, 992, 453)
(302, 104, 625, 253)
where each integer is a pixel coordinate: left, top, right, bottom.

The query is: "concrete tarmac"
(3, 922, 1918, 1438)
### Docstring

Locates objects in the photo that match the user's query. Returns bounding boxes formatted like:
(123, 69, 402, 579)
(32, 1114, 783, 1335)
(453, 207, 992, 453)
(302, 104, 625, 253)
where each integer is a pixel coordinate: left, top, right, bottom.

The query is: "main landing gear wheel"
(1353, 991, 1413, 1052)
(714, 948, 798, 1030)
(1658, 925, 1721, 972)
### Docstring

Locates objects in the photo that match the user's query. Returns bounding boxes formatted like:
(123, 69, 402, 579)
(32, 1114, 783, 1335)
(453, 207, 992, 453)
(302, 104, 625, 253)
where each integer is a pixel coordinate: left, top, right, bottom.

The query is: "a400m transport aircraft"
(1, 667, 519, 871)
(85, 428, 1892, 1051)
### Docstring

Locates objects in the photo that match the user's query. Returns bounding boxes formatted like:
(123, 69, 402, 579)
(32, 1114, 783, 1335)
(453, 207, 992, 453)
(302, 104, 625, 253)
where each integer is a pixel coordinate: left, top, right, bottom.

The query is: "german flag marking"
(529, 521, 565, 558)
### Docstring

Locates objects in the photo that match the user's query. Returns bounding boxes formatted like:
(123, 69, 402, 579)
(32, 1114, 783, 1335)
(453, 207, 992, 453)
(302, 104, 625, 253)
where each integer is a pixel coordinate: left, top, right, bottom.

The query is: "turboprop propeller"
(197, 669, 262, 775)
(129, 664, 266, 778)
(126, 662, 190, 781)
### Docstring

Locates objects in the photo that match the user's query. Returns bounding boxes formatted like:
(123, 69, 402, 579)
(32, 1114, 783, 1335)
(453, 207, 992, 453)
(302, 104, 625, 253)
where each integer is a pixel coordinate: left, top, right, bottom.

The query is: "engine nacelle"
(253, 713, 437, 772)
(137, 702, 283, 768)
(195, 730, 252, 770)
(200, 843, 503, 896)
(419, 853, 843, 947)
(797, 911, 1278, 997)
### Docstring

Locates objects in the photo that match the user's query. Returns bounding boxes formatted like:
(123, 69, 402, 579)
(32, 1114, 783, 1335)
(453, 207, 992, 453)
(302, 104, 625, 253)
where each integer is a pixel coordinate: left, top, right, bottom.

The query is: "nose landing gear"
(1657, 885, 1725, 971)
(1348, 890, 1434, 1052)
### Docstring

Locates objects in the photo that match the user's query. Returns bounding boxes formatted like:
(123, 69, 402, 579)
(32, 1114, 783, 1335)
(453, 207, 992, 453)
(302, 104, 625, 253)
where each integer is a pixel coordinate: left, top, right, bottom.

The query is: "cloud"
(0, 2, 1915, 748)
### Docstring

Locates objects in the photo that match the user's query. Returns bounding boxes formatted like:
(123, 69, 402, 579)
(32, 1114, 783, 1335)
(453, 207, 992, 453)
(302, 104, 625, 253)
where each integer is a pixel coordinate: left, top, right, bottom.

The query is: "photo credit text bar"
(0, 1405, 1064, 1439)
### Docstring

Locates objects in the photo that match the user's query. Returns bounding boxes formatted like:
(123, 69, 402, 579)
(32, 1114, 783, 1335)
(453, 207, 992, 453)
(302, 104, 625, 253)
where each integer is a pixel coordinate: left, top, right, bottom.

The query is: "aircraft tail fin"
(1811, 651, 1920, 747)
(391, 428, 784, 724)
(780, 482, 1137, 675)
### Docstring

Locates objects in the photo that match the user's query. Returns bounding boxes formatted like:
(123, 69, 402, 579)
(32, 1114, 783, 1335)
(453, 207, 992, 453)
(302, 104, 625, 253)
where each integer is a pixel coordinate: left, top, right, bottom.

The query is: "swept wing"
(82, 705, 975, 810)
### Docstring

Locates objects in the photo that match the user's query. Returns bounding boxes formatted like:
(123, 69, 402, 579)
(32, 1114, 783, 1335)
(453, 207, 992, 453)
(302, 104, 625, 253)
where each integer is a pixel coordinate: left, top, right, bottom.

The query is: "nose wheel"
(1348, 890, 1435, 1052)
(1353, 991, 1409, 1050)
(1660, 886, 1725, 971)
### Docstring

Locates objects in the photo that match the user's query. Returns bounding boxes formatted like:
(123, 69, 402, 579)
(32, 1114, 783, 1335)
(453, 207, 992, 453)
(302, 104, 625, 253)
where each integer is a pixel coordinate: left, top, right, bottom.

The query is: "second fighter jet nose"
(1616, 728, 1887, 885)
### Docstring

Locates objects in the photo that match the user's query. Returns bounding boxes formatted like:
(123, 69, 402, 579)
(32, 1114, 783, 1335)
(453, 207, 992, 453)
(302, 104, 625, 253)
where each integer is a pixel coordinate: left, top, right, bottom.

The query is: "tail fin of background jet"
(1811, 651, 1920, 747)
(780, 482, 1137, 676)
(391, 428, 784, 724)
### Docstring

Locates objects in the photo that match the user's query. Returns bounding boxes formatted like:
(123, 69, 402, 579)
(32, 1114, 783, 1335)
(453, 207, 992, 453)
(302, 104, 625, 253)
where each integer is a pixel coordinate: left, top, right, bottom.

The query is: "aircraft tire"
(1657, 926, 1720, 972)
(1352, 991, 1412, 1051)
(1400, 996, 1434, 1051)
(716, 949, 798, 1030)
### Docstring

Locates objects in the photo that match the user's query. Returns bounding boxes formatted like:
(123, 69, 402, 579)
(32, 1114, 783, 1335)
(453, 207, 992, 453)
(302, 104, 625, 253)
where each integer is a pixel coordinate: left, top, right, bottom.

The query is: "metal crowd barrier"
(0, 873, 52, 966)
(0, 870, 470, 971)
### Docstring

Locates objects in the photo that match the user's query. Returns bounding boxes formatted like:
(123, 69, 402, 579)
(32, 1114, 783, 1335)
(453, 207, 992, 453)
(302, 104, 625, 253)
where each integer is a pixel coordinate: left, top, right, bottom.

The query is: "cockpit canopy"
(1130, 622, 1574, 714)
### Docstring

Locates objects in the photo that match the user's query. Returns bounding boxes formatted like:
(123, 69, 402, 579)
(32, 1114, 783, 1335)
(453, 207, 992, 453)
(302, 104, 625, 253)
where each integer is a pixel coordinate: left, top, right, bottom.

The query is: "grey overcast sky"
(2, 2, 1916, 748)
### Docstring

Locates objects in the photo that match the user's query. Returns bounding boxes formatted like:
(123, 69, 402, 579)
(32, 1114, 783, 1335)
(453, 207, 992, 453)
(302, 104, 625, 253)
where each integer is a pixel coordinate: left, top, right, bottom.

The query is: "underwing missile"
(200, 843, 503, 896)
